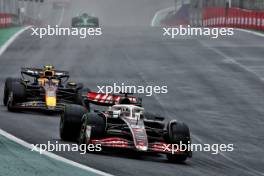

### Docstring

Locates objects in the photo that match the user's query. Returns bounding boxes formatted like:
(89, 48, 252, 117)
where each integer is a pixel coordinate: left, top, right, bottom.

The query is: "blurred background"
(0, 1, 264, 176)
(1, 0, 264, 28)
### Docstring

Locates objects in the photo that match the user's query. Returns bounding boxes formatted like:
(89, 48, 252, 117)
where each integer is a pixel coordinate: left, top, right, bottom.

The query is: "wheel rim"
(7, 92, 14, 109)
(78, 122, 86, 144)
(60, 115, 64, 134)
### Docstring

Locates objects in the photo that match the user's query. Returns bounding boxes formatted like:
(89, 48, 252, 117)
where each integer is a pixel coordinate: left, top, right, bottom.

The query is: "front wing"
(10, 101, 65, 112)
(90, 137, 189, 155)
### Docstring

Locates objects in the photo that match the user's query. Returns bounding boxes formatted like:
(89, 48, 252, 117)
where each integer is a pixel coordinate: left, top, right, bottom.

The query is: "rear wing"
(21, 67, 69, 79)
(86, 92, 142, 106)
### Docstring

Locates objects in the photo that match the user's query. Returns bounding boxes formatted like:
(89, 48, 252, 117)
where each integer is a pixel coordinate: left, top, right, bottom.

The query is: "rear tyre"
(95, 19, 99, 27)
(7, 80, 26, 112)
(60, 104, 86, 141)
(3, 78, 20, 106)
(3, 78, 13, 106)
(76, 83, 83, 90)
(71, 21, 76, 27)
(71, 18, 79, 27)
(166, 121, 191, 163)
(75, 87, 90, 107)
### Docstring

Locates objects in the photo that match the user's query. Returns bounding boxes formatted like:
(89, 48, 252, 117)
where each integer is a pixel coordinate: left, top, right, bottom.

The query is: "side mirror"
(23, 79, 30, 84)
(67, 82, 77, 87)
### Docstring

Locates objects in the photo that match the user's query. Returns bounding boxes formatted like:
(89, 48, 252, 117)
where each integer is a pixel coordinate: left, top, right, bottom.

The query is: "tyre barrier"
(202, 7, 264, 31)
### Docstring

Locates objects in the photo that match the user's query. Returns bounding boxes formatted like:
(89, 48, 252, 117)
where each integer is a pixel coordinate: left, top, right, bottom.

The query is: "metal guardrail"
(0, 0, 46, 27)
(0, 0, 19, 27)
(0, 0, 19, 15)
(190, 0, 264, 11)
(190, 0, 264, 27)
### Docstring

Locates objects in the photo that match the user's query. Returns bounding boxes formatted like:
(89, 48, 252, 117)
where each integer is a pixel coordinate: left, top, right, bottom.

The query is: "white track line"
(0, 26, 31, 56)
(0, 24, 112, 176)
(57, 7, 65, 26)
(125, 47, 264, 176)
(193, 134, 264, 176)
(199, 40, 264, 83)
(236, 29, 264, 37)
(198, 41, 264, 176)
(151, 7, 175, 27)
(0, 129, 113, 176)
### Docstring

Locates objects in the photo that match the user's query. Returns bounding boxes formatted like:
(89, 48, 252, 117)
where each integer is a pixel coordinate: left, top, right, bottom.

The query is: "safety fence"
(0, 0, 48, 28)
(192, 0, 264, 11)
(202, 7, 264, 31)
(0, 0, 19, 27)
(0, 13, 21, 27)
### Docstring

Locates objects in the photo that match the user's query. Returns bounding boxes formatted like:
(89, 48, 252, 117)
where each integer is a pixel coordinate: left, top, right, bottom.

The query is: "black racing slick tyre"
(3, 78, 20, 106)
(166, 121, 191, 163)
(7, 79, 26, 112)
(71, 18, 79, 27)
(95, 19, 99, 27)
(79, 88, 91, 111)
(3, 78, 12, 106)
(78, 113, 105, 145)
(76, 83, 84, 90)
(75, 87, 90, 106)
(75, 89, 83, 105)
(60, 104, 86, 141)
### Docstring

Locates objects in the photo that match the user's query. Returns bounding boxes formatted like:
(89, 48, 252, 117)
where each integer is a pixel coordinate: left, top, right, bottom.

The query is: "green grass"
(0, 27, 22, 47)
(250, 29, 264, 34)
(0, 134, 99, 176)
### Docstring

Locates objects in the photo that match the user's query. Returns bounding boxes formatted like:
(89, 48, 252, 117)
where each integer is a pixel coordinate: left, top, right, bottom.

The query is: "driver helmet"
(119, 97, 131, 105)
(43, 65, 55, 77)
(82, 13, 89, 18)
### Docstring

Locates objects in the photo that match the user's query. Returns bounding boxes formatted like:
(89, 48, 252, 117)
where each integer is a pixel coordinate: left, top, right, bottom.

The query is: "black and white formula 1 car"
(3, 66, 86, 112)
(60, 92, 192, 162)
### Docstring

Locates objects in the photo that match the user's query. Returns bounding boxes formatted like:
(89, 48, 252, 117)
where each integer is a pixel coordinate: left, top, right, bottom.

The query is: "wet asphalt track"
(0, 2, 264, 174)
(0, 27, 264, 176)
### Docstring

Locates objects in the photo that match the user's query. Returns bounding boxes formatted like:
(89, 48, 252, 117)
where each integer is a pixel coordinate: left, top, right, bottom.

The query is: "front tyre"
(95, 19, 99, 27)
(60, 104, 86, 141)
(78, 113, 105, 145)
(166, 121, 191, 163)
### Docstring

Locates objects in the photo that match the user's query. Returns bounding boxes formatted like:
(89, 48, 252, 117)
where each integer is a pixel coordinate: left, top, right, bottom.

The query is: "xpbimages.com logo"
(163, 25, 234, 39)
(30, 25, 102, 39)
(163, 141, 234, 155)
(31, 141, 102, 154)
(97, 83, 168, 97)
